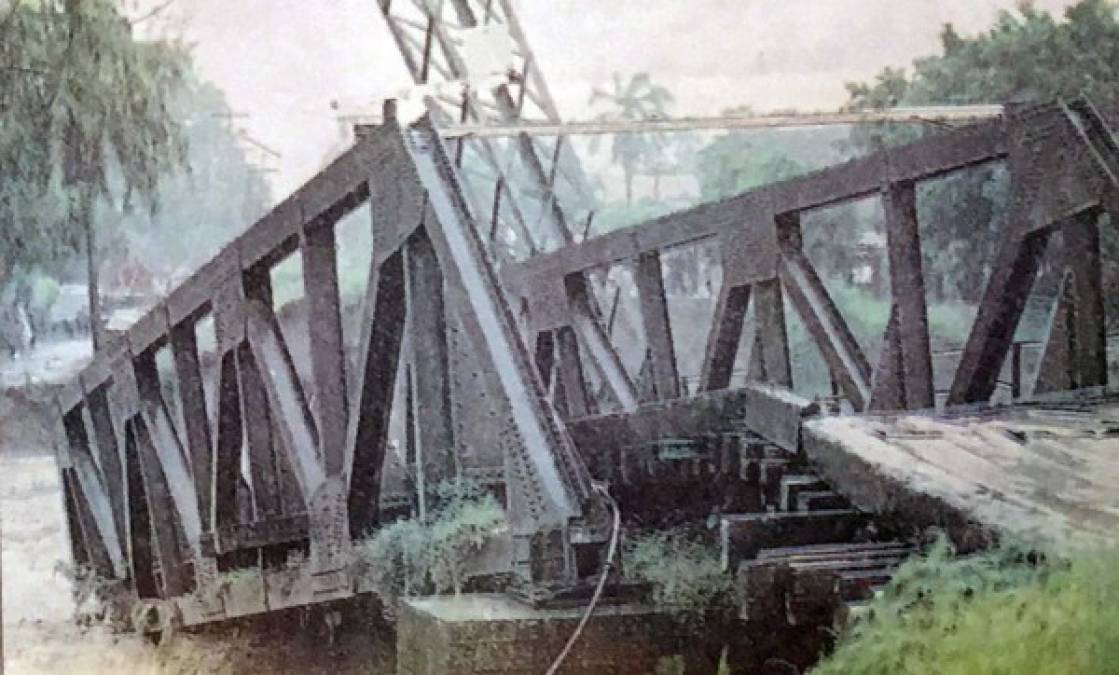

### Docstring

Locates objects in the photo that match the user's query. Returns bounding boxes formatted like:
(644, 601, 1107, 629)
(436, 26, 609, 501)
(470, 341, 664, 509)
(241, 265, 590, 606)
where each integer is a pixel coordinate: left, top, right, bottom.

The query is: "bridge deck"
(802, 389, 1119, 551)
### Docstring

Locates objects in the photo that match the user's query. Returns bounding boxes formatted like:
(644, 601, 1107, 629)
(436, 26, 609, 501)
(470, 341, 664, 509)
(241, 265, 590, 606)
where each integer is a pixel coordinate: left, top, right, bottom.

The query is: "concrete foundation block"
(396, 593, 683, 674)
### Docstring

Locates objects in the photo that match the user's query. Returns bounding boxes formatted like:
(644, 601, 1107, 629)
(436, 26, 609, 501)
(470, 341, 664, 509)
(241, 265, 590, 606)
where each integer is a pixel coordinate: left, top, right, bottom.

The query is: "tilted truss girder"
(53, 111, 601, 627)
(503, 99, 1119, 419)
(53, 98, 1119, 628)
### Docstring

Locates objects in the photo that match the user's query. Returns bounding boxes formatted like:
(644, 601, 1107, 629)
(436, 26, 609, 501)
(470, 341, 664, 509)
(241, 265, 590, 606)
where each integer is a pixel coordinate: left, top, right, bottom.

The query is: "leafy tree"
(112, 76, 272, 286)
(694, 107, 854, 202)
(696, 135, 805, 203)
(1, 0, 187, 348)
(589, 72, 675, 204)
(843, 0, 1119, 308)
(694, 116, 867, 287)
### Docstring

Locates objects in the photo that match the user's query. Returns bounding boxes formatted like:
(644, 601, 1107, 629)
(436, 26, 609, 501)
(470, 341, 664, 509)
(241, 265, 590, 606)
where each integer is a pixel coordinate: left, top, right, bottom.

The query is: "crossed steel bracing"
(377, 0, 597, 259)
(51, 94, 1119, 627)
(50, 0, 1119, 624)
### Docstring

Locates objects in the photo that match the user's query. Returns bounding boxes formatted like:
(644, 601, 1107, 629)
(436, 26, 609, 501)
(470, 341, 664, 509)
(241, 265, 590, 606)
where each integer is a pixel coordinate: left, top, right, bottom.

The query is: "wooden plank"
(801, 398, 1119, 552)
(634, 251, 680, 400)
(882, 181, 934, 409)
(301, 223, 349, 478)
(721, 510, 869, 570)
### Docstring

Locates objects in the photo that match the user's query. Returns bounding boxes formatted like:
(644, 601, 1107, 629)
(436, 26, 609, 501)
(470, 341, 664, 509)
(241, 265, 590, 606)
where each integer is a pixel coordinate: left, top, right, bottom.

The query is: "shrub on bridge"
(351, 478, 506, 612)
(623, 531, 735, 620)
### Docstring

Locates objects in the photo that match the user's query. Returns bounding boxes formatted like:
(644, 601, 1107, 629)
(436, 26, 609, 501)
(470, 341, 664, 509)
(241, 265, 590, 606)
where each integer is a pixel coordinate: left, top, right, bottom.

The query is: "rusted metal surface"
(50, 97, 1119, 629)
(51, 113, 611, 626)
(880, 180, 935, 410)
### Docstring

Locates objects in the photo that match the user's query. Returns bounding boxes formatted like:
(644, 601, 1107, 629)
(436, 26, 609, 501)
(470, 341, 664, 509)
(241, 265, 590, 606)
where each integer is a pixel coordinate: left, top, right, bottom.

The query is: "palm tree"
(589, 73, 674, 204)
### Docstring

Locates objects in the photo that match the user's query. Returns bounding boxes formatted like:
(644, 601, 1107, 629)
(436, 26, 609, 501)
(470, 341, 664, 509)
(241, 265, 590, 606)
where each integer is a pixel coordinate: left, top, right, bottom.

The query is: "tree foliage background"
(589, 72, 677, 205)
(1, 1, 185, 280)
(0, 0, 269, 346)
(844, 0, 1119, 316)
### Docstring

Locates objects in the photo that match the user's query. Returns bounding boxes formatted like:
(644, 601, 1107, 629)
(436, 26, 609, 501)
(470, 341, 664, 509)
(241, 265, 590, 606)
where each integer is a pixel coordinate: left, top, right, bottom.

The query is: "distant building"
(850, 230, 887, 295)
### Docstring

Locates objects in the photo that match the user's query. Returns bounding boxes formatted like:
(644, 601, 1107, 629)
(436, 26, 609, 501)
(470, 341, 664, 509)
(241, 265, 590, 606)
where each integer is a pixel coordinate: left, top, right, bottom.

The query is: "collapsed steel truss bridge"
(48, 0, 1119, 629)
(49, 89, 1119, 628)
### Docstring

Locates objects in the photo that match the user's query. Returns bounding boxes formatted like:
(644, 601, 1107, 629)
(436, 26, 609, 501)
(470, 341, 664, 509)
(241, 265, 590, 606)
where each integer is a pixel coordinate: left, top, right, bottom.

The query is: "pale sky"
(147, 0, 1080, 196)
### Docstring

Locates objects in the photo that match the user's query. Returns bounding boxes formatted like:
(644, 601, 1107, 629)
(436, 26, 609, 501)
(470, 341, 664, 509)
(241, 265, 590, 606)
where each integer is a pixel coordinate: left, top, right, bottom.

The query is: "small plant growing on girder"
(350, 477, 507, 614)
(622, 530, 736, 620)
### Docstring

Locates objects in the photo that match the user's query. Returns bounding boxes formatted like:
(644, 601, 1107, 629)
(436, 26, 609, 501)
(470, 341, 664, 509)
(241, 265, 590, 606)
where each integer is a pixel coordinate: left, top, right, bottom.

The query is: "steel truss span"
(52, 97, 1119, 629)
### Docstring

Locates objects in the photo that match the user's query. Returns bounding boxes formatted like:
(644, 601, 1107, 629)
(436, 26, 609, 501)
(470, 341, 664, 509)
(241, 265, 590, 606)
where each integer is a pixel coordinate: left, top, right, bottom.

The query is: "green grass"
(813, 539, 1119, 675)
